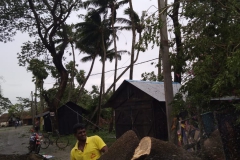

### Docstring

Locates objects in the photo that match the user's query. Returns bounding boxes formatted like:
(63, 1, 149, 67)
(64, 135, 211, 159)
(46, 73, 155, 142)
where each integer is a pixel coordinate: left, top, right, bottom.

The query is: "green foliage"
(0, 94, 12, 114)
(27, 59, 48, 80)
(171, 0, 240, 120)
(171, 93, 186, 116)
(8, 97, 30, 118)
(76, 70, 86, 86)
(0, 0, 28, 42)
(141, 71, 157, 81)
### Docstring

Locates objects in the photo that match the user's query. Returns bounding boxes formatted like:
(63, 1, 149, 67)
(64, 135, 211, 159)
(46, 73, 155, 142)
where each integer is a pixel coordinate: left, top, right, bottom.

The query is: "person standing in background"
(34, 118, 40, 132)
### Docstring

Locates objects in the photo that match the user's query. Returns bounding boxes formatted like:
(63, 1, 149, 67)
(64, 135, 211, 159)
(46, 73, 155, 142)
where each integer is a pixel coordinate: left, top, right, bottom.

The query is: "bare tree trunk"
(95, 31, 107, 130)
(158, 48, 162, 81)
(128, 0, 136, 80)
(75, 55, 96, 104)
(34, 81, 38, 116)
(170, 0, 182, 83)
(40, 80, 44, 113)
(158, 0, 174, 143)
(105, 33, 142, 95)
(109, 8, 118, 133)
(31, 91, 34, 127)
(197, 105, 205, 159)
(68, 43, 76, 101)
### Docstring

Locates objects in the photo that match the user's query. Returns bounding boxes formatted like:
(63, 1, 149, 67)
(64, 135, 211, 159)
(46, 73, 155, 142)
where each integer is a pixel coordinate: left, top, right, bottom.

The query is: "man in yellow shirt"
(71, 123, 108, 160)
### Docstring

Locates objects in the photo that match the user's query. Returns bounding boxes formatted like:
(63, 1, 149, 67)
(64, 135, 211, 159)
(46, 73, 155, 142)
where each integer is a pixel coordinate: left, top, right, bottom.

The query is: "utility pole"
(35, 82, 38, 116)
(31, 91, 34, 127)
(158, 0, 174, 143)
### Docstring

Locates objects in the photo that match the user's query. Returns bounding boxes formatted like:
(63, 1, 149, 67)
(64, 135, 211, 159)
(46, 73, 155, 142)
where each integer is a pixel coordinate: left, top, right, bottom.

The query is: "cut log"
(99, 130, 139, 160)
(131, 137, 201, 160)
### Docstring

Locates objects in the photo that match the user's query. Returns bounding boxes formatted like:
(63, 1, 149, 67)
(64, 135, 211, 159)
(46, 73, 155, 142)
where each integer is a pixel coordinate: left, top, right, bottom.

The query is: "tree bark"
(95, 31, 107, 130)
(28, 0, 70, 131)
(110, 5, 118, 133)
(75, 55, 96, 104)
(158, 0, 175, 143)
(170, 0, 182, 83)
(68, 42, 76, 102)
(128, 0, 136, 80)
(34, 81, 38, 116)
(99, 130, 139, 160)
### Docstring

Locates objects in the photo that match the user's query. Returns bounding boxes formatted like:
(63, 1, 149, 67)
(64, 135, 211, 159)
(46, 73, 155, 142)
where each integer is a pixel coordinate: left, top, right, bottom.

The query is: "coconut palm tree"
(83, 0, 128, 91)
(75, 9, 111, 127)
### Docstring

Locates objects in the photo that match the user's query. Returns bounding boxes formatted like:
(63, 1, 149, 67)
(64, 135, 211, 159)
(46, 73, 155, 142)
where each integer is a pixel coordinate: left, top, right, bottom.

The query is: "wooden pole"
(158, 0, 174, 142)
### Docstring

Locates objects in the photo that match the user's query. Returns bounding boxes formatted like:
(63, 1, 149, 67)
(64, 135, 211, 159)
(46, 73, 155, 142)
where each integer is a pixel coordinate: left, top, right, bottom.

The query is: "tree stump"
(99, 130, 139, 160)
(131, 137, 201, 160)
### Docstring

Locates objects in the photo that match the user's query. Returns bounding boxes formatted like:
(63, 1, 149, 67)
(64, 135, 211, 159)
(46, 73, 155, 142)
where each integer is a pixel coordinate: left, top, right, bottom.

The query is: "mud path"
(0, 126, 71, 160)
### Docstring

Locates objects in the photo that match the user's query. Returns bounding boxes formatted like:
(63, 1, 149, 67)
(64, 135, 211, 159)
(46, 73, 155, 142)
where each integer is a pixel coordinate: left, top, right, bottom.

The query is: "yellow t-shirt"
(70, 135, 106, 160)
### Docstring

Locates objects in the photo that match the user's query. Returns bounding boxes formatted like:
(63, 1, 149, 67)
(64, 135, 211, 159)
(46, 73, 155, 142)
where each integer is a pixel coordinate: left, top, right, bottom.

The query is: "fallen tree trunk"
(99, 130, 139, 160)
(131, 137, 201, 160)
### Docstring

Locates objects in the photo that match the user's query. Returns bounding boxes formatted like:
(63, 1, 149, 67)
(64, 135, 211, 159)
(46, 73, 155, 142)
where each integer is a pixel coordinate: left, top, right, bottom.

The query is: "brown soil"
(0, 126, 71, 160)
(0, 153, 46, 160)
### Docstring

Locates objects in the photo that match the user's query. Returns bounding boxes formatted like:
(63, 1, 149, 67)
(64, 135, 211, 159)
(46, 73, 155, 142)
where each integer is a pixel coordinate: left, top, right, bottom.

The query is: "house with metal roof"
(104, 80, 181, 140)
(0, 113, 10, 127)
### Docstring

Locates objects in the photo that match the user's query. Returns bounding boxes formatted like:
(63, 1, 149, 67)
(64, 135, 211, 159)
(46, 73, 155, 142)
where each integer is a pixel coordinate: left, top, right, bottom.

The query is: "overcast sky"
(0, 0, 175, 104)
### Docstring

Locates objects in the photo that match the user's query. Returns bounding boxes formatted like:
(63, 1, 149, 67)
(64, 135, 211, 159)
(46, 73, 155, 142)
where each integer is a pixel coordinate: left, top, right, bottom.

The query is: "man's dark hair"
(73, 123, 86, 134)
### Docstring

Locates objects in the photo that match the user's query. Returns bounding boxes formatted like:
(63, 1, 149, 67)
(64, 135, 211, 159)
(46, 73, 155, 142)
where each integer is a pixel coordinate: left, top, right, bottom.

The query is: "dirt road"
(0, 125, 72, 160)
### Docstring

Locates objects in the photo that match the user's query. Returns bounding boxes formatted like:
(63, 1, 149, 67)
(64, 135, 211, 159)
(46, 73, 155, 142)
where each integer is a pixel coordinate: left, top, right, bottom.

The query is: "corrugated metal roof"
(211, 96, 240, 101)
(126, 80, 181, 102)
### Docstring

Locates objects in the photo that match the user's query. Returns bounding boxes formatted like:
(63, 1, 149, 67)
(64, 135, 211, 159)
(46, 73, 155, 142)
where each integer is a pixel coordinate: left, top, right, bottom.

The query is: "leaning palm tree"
(83, 0, 128, 92)
(75, 8, 111, 127)
(74, 43, 99, 103)
(103, 9, 146, 96)
(75, 20, 128, 127)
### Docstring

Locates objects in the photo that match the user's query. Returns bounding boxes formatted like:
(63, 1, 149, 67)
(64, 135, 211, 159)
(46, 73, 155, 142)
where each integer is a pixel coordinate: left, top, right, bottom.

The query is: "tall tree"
(16, 0, 82, 130)
(169, 0, 183, 83)
(55, 24, 78, 101)
(104, 8, 144, 95)
(83, 0, 128, 90)
(178, 0, 240, 158)
(76, 8, 111, 127)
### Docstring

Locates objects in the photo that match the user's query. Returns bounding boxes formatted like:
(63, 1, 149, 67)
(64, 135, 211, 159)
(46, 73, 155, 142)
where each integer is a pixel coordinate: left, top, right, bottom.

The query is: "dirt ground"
(0, 125, 72, 160)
